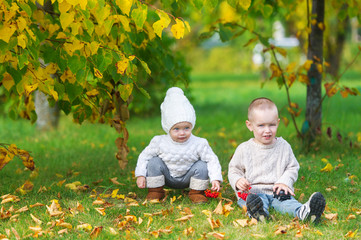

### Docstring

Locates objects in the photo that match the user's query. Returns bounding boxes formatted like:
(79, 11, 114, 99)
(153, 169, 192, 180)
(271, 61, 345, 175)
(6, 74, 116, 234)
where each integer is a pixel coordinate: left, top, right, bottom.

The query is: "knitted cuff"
(146, 175, 165, 188)
(189, 177, 209, 191)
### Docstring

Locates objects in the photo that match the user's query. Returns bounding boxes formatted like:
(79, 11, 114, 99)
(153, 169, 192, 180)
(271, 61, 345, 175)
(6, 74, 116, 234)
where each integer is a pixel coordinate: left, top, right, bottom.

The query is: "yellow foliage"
(239, 0, 252, 10)
(320, 163, 333, 172)
(0, 23, 17, 43)
(2, 73, 15, 91)
(153, 10, 171, 38)
(171, 19, 185, 39)
(116, 0, 133, 16)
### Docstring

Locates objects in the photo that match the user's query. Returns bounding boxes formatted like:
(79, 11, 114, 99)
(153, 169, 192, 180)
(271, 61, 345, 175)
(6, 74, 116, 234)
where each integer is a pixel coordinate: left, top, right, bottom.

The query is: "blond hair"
(248, 97, 278, 120)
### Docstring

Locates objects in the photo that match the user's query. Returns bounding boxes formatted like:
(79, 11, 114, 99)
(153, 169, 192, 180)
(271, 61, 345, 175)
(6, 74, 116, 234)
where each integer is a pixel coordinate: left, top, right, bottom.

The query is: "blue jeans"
(146, 157, 209, 190)
(237, 193, 303, 217)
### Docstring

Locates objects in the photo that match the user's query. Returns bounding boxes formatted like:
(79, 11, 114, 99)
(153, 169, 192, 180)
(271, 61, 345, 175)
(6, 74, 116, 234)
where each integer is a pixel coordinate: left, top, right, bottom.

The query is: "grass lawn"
(0, 72, 360, 239)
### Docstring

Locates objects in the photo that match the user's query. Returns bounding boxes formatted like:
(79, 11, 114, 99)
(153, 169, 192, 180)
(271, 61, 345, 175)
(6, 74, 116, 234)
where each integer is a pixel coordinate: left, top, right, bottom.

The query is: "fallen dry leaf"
(208, 231, 226, 239)
(30, 203, 44, 208)
(251, 234, 265, 238)
(109, 177, 125, 185)
(295, 229, 303, 238)
(346, 214, 356, 220)
(46, 201, 64, 217)
(233, 219, 248, 227)
(213, 200, 223, 215)
(202, 210, 212, 218)
(207, 218, 222, 230)
(174, 214, 194, 222)
(58, 229, 68, 235)
(345, 229, 358, 238)
(325, 213, 338, 220)
(30, 214, 43, 225)
(90, 226, 103, 238)
(183, 227, 195, 235)
(77, 223, 92, 232)
(15, 206, 28, 213)
(95, 208, 106, 216)
(274, 226, 288, 235)
(108, 227, 118, 235)
(92, 197, 105, 205)
(11, 227, 21, 240)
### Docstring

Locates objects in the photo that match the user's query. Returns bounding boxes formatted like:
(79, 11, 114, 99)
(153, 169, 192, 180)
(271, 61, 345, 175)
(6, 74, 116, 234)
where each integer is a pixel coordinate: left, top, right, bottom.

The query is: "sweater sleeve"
(228, 144, 246, 191)
(134, 136, 160, 177)
(199, 140, 223, 183)
(275, 141, 300, 189)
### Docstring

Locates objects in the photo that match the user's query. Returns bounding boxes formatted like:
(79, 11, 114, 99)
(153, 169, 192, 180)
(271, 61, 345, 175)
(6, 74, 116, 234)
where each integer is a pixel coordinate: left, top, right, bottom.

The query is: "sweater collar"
(166, 133, 194, 145)
(249, 137, 281, 149)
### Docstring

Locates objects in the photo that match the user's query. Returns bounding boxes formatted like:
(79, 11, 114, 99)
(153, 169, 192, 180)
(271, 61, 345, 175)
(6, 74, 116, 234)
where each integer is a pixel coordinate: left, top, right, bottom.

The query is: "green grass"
(0, 73, 361, 239)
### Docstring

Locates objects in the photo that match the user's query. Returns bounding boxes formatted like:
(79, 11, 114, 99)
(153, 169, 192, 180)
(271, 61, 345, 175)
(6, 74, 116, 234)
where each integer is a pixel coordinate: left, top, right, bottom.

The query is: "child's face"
(246, 107, 280, 145)
(169, 122, 192, 143)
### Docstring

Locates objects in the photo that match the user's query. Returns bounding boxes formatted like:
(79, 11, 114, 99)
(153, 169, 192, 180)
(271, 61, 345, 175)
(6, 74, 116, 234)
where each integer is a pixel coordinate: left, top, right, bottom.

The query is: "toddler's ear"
(245, 120, 253, 132)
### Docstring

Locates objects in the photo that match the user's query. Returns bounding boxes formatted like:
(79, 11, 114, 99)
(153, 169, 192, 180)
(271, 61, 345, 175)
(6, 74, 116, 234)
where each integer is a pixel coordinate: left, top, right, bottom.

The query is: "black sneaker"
(298, 192, 326, 223)
(246, 194, 269, 222)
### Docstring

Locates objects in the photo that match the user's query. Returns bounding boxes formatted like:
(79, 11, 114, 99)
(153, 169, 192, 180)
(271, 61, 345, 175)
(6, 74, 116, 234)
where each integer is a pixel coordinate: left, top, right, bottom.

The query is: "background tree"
(0, 0, 191, 169)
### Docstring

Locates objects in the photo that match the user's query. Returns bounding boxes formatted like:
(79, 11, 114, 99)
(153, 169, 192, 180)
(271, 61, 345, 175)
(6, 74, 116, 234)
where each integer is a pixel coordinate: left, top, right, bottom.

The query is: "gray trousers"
(146, 157, 209, 190)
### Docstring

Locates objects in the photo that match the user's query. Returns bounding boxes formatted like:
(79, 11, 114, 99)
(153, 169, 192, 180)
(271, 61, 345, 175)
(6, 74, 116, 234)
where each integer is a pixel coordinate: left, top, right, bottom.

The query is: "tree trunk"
(305, 0, 325, 140)
(325, 5, 349, 77)
(35, 90, 60, 131)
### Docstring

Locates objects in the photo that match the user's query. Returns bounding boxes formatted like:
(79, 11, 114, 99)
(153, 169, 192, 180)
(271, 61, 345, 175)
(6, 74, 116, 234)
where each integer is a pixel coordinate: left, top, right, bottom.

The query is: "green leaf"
(192, 0, 205, 9)
(19, 2, 32, 16)
(227, 0, 238, 8)
(17, 50, 29, 70)
(6, 66, 22, 84)
(219, 24, 233, 42)
(139, 59, 151, 75)
(65, 83, 83, 103)
(131, 3, 148, 29)
(84, 19, 94, 35)
(262, 4, 273, 18)
(68, 55, 81, 73)
(118, 83, 133, 102)
(138, 87, 150, 99)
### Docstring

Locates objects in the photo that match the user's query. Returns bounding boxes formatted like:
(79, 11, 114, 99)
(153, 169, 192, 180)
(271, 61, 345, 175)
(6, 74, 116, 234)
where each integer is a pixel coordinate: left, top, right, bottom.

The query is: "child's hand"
(137, 176, 146, 188)
(273, 183, 294, 196)
(236, 178, 251, 192)
(211, 180, 221, 192)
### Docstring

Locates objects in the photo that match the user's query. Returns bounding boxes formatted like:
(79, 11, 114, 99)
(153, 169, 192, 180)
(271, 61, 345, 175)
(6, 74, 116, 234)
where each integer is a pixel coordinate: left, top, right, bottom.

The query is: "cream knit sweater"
(135, 134, 223, 183)
(228, 137, 299, 197)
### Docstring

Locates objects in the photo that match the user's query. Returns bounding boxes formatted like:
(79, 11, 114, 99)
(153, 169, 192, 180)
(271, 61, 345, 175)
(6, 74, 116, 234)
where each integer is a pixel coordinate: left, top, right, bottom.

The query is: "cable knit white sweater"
(228, 137, 299, 197)
(135, 134, 223, 183)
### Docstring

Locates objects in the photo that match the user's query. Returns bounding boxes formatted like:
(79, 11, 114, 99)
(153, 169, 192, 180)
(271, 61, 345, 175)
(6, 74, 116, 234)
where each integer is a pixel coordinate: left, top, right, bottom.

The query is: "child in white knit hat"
(228, 97, 326, 223)
(135, 87, 222, 203)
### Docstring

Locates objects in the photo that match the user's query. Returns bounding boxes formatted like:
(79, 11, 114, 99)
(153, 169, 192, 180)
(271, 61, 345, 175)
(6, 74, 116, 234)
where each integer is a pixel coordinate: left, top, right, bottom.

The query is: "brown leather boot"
(189, 189, 208, 204)
(146, 187, 165, 201)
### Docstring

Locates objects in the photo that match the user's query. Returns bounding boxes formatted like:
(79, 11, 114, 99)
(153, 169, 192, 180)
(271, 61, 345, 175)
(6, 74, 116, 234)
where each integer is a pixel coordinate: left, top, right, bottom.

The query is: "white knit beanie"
(160, 87, 196, 133)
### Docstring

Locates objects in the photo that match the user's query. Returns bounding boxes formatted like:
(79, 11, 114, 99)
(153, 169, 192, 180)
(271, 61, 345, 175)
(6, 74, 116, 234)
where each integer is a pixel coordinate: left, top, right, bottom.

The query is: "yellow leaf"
(321, 158, 329, 163)
(60, 12, 75, 29)
(89, 41, 100, 55)
(317, 63, 323, 73)
(50, 89, 59, 101)
(116, 59, 130, 75)
(303, 60, 313, 71)
(239, 0, 251, 10)
(276, 47, 287, 57)
(94, 68, 103, 78)
(171, 18, 185, 39)
(2, 73, 15, 91)
(286, 62, 297, 73)
(30, 214, 43, 225)
(202, 210, 212, 218)
(59, 1, 72, 13)
(318, 22, 325, 30)
(116, 0, 133, 16)
(0, 24, 17, 43)
(118, 83, 133, 102)
(345, 229, 358, 238)
(320, 163, 333, 172)
(95, 207, 106, 216)
(174, 214, 194, 222)
(315, 230, 323, 236)
(16, 17, 27, 32)
(24, 84, 38, 97)
(86, 89, 99, 97)
(298, 74, 310, 85)
(111, 189, 119, 198)
(153, 10, 171, 38)
(77, 223, 92, 232)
